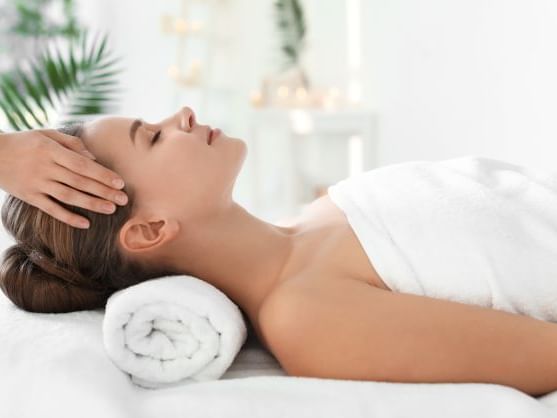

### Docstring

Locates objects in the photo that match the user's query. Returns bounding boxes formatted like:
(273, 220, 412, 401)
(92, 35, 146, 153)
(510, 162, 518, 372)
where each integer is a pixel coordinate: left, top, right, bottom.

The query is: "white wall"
(361, 0, 557, 169)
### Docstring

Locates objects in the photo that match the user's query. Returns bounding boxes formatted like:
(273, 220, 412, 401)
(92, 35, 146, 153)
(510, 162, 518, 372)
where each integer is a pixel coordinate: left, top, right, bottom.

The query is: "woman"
(2, 106, 557, 396)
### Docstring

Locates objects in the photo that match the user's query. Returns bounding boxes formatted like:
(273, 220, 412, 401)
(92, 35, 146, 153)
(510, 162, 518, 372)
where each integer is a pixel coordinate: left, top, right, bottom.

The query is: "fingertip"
(112, 178, 125, 189)
(78, 219, 90, 229)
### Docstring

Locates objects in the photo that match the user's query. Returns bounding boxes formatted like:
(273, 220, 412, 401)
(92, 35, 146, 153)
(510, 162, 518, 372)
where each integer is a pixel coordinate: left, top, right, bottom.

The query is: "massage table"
(1, 290, 556, 418)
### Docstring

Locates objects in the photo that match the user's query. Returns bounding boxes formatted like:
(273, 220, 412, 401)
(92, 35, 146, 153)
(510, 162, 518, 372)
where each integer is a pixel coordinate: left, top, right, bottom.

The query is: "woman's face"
(81, 106, 247, 221)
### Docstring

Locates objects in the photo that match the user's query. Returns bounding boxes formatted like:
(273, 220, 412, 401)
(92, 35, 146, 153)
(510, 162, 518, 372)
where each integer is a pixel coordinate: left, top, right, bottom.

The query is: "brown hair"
(0, 123, 178, 313)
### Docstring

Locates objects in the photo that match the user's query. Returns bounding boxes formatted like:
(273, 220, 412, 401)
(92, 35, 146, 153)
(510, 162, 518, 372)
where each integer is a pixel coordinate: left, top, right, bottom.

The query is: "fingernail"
(103, 202, 116, 212)
(79, 219, 90, 228)
(116, 194, 127, 205)
(112, 178, 125, 188)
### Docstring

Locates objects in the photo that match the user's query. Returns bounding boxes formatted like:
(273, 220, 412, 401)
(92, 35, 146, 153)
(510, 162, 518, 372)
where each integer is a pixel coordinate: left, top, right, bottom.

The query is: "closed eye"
(151, 130, 162, 145)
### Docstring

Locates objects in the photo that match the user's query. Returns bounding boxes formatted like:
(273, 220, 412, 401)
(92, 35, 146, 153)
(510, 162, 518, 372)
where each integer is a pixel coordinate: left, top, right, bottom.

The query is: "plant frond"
(0, 29, 121, 130)
(273, 0, 306, 70)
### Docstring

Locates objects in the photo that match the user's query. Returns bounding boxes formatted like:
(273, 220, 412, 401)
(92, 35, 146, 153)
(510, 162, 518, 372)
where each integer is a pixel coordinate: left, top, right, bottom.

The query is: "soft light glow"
(190, 21, 203, 32)
(323, 88, 340, 110)
(250, 90, 263, 107)
(347, 80, 362, 103)
(289, 109, 314, 134)
(277, 85, 290, 99)
(167, 65, 180, 79)
(184, 60, 202, 84)
(295, 87, 308, 100)
(174, 18, 188, 33)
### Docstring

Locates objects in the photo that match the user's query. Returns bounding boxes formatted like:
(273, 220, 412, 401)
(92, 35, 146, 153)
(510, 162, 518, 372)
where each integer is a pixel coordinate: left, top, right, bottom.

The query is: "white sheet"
(1, 291, 557, 418)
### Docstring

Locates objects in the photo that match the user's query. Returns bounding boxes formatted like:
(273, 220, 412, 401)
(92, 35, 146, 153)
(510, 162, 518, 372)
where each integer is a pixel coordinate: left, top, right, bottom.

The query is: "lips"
(206, 128, 212, 144)
(208, 128, 221, 145)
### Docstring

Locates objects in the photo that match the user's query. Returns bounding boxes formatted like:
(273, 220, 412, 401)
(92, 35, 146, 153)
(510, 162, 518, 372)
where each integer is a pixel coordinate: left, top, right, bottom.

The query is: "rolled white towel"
(102, 275, 248, 389)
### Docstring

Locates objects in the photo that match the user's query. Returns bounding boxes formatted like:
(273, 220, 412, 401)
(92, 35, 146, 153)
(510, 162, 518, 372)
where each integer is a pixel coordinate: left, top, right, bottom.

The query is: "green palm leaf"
(0, 29, 122, 131)
(274, 0, 306, 70)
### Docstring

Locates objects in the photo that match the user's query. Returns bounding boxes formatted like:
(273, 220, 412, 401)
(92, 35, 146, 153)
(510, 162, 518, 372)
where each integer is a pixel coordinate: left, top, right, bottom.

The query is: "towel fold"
(102, 275, 247, 389)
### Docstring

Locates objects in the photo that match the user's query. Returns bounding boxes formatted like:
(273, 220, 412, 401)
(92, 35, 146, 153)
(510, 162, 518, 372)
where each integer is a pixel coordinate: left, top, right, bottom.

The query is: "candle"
(250, 90, 264, 107)
(167, 65, 180, 79)
(174, 17, 188, 33)
(295, 87, 308, 106)
(190, 21, 203, 32)
(277, 85, 290, 99)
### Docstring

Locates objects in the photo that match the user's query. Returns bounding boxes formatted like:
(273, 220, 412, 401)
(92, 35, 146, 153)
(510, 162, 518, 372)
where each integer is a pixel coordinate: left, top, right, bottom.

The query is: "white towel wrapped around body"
(102, 275, 247, 389)
(327, 156, 557, 322)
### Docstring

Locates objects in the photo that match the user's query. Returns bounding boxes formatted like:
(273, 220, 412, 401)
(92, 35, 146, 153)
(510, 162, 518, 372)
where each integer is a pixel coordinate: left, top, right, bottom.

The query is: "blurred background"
(1, 0, 557, 245)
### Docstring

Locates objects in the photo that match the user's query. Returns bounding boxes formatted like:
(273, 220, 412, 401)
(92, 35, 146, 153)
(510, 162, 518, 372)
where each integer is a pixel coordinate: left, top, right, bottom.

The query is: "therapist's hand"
(0, 129, 129, 229)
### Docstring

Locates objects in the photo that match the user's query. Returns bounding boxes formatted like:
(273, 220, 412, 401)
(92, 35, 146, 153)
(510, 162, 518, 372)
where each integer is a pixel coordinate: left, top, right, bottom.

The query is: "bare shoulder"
(257, 275, 380, 374)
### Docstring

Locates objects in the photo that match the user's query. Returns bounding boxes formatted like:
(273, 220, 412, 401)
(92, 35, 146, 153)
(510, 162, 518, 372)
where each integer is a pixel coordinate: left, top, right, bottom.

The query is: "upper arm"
(256, 280, 306, 372)
(259, 278, 391, 377)
(258, 277, 385, 375)
(259, 277, 557, 396)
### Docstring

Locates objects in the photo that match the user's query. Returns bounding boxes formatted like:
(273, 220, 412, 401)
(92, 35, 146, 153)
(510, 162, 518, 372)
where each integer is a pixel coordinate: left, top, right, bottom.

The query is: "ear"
(118, 216, 180, 255)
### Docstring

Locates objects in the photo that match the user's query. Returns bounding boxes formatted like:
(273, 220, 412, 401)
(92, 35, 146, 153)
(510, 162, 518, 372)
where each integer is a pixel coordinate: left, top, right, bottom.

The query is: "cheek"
(156, 148, 208, 186)
(141, 141, 220, 193)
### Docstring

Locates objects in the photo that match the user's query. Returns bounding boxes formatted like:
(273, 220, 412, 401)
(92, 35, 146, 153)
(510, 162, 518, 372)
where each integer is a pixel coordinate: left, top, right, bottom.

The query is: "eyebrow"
(129, 119, 143, 145)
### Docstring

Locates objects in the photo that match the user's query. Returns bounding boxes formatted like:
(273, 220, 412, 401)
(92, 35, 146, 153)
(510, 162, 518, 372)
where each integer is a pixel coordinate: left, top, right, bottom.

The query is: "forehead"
(83, 116, 134, 141)
(81, 116, 137, 167)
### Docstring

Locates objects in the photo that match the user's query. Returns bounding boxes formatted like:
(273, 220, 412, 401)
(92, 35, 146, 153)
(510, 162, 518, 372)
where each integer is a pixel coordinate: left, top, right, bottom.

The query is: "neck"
(167, 202, 299, 325)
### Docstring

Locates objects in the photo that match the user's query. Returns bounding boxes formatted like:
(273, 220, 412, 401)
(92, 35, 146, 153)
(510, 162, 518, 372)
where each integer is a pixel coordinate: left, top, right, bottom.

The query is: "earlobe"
(119, 217, 180, 254)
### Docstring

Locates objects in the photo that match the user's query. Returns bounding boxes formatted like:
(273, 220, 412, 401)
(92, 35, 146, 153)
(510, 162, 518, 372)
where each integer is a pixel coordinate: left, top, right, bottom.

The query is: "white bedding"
(1, 292, 557, 418)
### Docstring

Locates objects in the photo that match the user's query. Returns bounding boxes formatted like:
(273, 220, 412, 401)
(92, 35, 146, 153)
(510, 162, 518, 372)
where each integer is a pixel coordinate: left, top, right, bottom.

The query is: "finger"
(46, 180, 119, 216)
(41, 129, 96, 160)
(32, 193, 91, 229)
(50, 164, 128, 207)
(51, 144, 126, 190)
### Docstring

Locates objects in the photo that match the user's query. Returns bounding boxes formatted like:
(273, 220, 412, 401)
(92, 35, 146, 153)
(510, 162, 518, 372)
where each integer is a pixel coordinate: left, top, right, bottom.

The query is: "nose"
(179, 106, 196, 131)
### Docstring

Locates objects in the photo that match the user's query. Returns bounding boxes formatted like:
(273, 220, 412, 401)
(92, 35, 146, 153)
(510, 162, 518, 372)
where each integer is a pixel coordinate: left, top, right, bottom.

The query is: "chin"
(239, 139, 248, 159)
(225, 133, 244, 143)
(235, 142, 248, 174)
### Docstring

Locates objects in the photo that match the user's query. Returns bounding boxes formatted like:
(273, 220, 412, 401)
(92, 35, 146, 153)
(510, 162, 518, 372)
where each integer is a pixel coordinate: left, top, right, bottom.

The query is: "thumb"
(42, 129, 96, 160)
